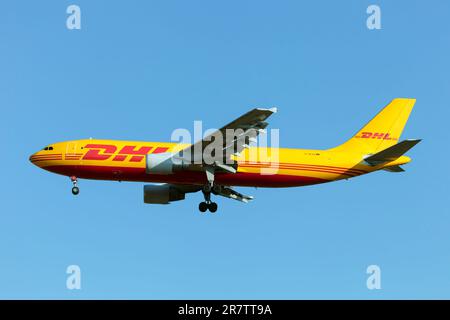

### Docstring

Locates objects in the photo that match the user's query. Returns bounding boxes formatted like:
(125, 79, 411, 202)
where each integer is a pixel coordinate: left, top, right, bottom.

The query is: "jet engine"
(146, 153, 176, 174)
(143, 184, 185, 204)
(146, 152, 193, 174)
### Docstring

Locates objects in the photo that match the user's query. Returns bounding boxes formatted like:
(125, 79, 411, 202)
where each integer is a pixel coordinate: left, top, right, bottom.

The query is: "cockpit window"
(42, 146, 54, 151)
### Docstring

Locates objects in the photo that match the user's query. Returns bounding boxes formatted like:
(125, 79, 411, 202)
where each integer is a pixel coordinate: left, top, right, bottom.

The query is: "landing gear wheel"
(70, 176, 79, 196)
(199, 202, 208, 213)
(208, 202, 218, 213)
(72, 186, 79, 195)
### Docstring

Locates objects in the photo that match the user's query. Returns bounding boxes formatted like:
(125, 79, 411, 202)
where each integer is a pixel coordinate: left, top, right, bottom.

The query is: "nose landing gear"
(70, 176, 79, 195)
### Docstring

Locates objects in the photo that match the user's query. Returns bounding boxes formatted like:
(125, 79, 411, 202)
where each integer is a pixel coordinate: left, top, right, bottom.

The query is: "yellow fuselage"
(29, 139, 410, 187)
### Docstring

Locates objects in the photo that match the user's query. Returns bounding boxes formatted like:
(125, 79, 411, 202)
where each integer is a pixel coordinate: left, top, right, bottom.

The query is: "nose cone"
(29, 151, 52, 168)
(29, 146, 62, 169)
(29, 152, 41, 167)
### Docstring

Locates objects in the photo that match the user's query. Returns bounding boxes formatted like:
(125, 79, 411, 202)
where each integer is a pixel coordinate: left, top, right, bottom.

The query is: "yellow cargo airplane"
(30, 98, 420, 213)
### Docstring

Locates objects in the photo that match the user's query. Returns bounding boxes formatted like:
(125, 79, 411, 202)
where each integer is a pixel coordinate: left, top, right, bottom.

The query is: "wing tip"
(256, 107, 278, 113)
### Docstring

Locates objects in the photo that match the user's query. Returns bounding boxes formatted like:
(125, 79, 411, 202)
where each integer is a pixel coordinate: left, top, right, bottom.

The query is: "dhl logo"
(82, 144, 169, 162)
(356, 132, 397, 140)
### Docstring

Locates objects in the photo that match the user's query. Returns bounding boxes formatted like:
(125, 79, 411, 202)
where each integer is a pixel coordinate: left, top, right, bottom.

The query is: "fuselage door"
(66, 142, 78, 155)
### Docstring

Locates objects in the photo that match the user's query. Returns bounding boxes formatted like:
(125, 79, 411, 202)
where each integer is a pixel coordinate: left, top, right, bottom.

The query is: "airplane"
(29, 98, 420, 213)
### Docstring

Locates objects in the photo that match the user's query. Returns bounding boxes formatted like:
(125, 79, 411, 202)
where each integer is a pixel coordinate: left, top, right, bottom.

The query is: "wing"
(145, 108, 276, 206)
(180, 107, 277, 169)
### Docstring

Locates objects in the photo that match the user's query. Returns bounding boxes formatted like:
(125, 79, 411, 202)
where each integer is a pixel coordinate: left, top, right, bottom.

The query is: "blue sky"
(1, 0, 449, 299)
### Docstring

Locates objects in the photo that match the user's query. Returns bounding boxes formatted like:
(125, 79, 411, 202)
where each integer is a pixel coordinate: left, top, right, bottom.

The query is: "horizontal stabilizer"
(382, 165, 405, 172)
(364, 139, 421, 166)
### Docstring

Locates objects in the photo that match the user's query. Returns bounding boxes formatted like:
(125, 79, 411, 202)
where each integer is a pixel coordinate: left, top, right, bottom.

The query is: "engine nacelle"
(146, 152, 192, 174)
(146, 153, 176, 174)
(143, 184, 185, 204)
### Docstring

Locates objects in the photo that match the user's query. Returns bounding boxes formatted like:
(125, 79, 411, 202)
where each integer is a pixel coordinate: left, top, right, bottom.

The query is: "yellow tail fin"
(330, 98, 416, 154)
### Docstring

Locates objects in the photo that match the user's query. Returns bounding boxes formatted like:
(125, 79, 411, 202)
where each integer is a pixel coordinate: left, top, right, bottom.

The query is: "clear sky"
(1, 0, 449, 299)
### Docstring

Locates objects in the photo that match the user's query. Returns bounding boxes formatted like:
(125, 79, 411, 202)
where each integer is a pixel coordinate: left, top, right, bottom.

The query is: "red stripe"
(240, 163, 361, 174)
(281, 165, 356, 173)
(31, 156, 62, 160)
(31, 154, 62, 157)
(32, 158, 62, 162)
(41, 164, 330, 187)
(31, 156, 62, 159)
(278, 165, 359, 175)
(282, 166, 356, 176)
(239, 164, 357, 177)
(239, 162, 367, 174)
(283, 164, 366, 174)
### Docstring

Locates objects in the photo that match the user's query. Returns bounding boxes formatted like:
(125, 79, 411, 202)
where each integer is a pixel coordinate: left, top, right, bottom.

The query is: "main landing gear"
(199, 167, 219, 213)
(199, 184, 218, 213)
(70, 176, 79, 195)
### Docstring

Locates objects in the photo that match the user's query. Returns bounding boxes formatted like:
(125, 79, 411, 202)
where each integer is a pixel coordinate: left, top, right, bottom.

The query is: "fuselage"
(29, 139, 411, 188)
